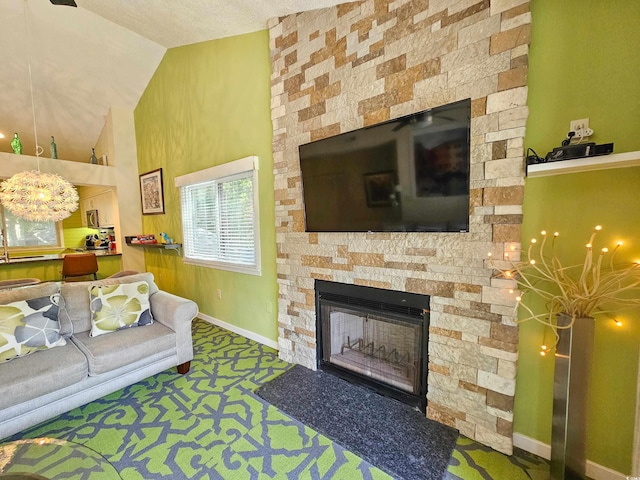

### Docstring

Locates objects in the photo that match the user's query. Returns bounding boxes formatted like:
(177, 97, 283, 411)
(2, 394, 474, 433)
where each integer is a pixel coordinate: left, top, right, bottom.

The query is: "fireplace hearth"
(315, 280, 430, 411)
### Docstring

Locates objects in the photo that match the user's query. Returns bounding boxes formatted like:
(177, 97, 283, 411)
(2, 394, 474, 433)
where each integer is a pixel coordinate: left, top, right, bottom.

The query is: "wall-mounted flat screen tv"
(298, 98, 471, 233)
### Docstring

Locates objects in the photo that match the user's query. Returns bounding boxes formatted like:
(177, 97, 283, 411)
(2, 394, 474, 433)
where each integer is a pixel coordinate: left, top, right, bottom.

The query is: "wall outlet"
(569, 118, 593, 138)
(216, 289, 222, 299)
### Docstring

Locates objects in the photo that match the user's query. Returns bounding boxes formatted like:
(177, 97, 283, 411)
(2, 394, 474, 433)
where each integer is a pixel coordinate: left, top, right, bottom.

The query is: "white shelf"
(126, 243, 182, 255)
(526, 150, 640, 178)
(0, 152, 117, 186)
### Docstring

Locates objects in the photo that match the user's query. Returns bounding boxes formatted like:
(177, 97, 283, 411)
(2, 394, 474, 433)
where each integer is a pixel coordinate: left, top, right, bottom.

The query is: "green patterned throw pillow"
(0, 294, 66, 363)
(89, 281, 153, 337)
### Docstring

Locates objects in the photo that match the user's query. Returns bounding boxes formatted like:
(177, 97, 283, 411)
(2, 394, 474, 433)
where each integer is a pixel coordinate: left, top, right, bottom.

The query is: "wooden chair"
(62, 253, 99, 281)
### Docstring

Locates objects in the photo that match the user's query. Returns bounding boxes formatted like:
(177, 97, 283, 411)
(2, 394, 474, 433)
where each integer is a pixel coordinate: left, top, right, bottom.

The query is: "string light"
(488, 225, 640, 350)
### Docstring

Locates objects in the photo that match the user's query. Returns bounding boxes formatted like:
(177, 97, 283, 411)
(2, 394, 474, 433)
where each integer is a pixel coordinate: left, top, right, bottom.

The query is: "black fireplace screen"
(315, 280, 429, 410)
(321, 306, 421, 394)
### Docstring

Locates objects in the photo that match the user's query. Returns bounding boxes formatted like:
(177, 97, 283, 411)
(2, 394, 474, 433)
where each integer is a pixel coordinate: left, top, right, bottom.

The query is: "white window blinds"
(176, 156, 261, 276)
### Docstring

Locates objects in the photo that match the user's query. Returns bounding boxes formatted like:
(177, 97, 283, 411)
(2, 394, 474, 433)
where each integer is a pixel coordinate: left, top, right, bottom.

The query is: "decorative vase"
(50, 136, 57, 159)
(550, 314, 595, 480)
(10, 133, 22, 154)
(90, 148, 98, 164)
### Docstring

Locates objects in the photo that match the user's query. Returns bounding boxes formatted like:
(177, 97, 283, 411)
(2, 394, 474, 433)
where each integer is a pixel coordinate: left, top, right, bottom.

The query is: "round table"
(0, 438, 121, 479)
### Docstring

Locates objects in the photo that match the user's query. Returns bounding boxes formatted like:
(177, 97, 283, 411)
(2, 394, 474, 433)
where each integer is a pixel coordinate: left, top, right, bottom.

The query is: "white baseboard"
(198, 314, 279, 350)
(513, 433, 628, 480)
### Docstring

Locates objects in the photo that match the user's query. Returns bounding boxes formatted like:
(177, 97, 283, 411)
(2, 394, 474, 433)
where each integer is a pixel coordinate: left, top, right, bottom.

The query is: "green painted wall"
(133, 31, 277, 343)
(515, 0, 640, 473)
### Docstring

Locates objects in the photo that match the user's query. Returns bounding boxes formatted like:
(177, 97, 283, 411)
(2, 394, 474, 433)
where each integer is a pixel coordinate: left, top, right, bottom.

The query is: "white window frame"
(1, 206, 64, 252)
(175, 156, 261, 276)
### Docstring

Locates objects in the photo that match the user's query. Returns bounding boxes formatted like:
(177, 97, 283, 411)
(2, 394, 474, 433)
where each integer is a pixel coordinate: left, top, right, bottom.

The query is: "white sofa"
(0, 272, 198, 440)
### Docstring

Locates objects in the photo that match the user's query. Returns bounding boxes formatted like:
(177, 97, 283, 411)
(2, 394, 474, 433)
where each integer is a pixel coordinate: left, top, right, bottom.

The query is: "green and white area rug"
(6, 320, 548, 479)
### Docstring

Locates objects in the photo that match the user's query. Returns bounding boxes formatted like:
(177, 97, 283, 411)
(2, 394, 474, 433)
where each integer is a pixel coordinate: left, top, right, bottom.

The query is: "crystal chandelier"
(0, 1, 79, 222)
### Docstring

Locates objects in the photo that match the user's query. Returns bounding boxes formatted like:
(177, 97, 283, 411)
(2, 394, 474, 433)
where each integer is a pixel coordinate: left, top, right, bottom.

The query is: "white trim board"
(198, 314, 279, 350)
(513, 433, 628, 480)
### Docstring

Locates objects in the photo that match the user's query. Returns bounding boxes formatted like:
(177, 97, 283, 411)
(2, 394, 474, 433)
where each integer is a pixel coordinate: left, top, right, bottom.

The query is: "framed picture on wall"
(139, 168, 165, 215)
(363, 171, 395, 207)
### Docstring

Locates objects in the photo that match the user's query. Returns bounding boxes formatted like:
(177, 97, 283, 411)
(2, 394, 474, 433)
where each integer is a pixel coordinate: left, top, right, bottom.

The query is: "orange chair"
(62, 253, 99, 281)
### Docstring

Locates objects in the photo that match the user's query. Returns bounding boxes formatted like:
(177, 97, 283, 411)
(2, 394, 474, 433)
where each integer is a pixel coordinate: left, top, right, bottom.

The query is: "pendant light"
(0, 1, 79, 222)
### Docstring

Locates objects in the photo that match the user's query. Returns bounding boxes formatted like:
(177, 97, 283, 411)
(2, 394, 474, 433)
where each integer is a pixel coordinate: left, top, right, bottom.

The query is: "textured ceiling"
(0, 0, 355, 163)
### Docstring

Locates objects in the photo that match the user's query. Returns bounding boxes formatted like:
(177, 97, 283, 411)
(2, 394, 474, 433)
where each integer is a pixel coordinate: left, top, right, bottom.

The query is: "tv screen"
(298, 98, 471, 233)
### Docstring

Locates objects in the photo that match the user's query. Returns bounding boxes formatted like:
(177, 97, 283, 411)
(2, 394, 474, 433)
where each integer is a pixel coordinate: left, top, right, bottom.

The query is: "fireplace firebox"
(315, 280, 430, 411)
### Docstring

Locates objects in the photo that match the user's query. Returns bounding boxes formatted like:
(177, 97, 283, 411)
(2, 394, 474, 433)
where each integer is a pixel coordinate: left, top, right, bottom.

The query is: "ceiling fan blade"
(50, 0, 77, 6)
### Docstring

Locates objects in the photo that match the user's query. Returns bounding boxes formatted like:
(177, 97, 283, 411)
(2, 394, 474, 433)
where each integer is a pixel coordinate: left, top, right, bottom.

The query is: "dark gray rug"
(256, 365, 458, 480)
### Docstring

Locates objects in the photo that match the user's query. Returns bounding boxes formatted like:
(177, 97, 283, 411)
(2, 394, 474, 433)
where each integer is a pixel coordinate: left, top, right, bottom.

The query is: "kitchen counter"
(0, 250, 123, 283)
(0, 250, 121, 265)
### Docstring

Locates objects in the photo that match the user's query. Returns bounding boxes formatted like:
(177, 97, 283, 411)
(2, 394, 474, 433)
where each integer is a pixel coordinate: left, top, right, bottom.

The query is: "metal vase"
(550, 314, 595, 480)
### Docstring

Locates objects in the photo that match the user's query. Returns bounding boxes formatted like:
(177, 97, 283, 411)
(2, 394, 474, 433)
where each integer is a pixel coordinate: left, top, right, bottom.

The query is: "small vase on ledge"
(550, 314, 595, 480)
(10, 133, 22, 155)
(50, 136, 57, 159)
(90, 148, 98, 164)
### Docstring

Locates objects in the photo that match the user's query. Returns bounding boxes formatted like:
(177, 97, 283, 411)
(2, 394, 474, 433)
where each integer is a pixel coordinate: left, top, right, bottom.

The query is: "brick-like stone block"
(429, 361, 451, 376)
(376, 54, 407, 78)
(477, 370, 515, 396)
(483, 185, 524, 206)
(406, 278, 455, 297)
(489, 24, 530, 55)
(491, 323, 518, 344)
(492, 223, 521, 243)
(498, 65, 527, 91)
(492, 140, 507, 159)
(459, 380, 488, 395)
(427, 402, 463, 428)
(487, 389, 515, 411)
(486, 85, 527, 113)
(353, 278, 392, 289)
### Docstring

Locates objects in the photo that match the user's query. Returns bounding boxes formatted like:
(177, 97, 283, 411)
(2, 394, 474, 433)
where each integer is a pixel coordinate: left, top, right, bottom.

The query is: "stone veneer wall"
(269, 0, 530, 454)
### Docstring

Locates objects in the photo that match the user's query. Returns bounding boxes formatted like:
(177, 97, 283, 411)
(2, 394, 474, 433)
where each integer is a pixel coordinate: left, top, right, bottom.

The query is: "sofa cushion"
(0, 282, 73, 336)
(71, 321, 176, 375)
(0, 293, 67, 363)
(89, 281, 153, 337)
(0, 340, 87, 409)
(59, 272, 159, 335)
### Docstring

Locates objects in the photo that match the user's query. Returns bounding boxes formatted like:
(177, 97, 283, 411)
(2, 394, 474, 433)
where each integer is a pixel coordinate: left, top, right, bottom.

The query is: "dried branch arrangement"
(490, 226, 640, 347)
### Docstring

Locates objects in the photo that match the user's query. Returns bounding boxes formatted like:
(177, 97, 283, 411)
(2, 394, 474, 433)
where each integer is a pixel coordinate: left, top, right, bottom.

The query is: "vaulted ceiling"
(0, 0, 354, 162)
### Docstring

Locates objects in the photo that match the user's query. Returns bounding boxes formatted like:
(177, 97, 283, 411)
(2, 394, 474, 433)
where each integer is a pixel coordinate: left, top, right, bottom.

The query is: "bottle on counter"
(50, 136, 58, 159)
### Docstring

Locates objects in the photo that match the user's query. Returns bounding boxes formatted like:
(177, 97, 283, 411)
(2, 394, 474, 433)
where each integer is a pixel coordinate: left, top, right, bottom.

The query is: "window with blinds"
(175, 156, 261, 276)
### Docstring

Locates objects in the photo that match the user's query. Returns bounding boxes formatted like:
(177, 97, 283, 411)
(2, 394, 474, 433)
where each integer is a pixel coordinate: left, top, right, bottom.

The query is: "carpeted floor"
(256, 365, 457, 480)
(4, 319, 549, 479)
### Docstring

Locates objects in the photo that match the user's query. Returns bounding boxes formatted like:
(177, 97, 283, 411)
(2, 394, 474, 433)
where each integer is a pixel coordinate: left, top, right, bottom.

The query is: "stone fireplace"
(269, 0, 529, 455)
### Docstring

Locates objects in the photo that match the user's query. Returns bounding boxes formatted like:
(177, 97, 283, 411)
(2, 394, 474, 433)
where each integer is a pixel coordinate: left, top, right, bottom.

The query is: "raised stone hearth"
(269, 0, 529, 454)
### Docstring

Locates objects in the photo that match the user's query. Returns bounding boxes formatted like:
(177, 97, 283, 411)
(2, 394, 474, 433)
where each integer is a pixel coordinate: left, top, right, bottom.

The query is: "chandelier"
(0, 171, 78, 222)
(0, 1, 78, 222)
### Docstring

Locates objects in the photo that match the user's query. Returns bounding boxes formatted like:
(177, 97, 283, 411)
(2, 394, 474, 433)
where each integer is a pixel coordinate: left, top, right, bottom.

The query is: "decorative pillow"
(89, 281, 153, 337)
(0, 294, 66, 363)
